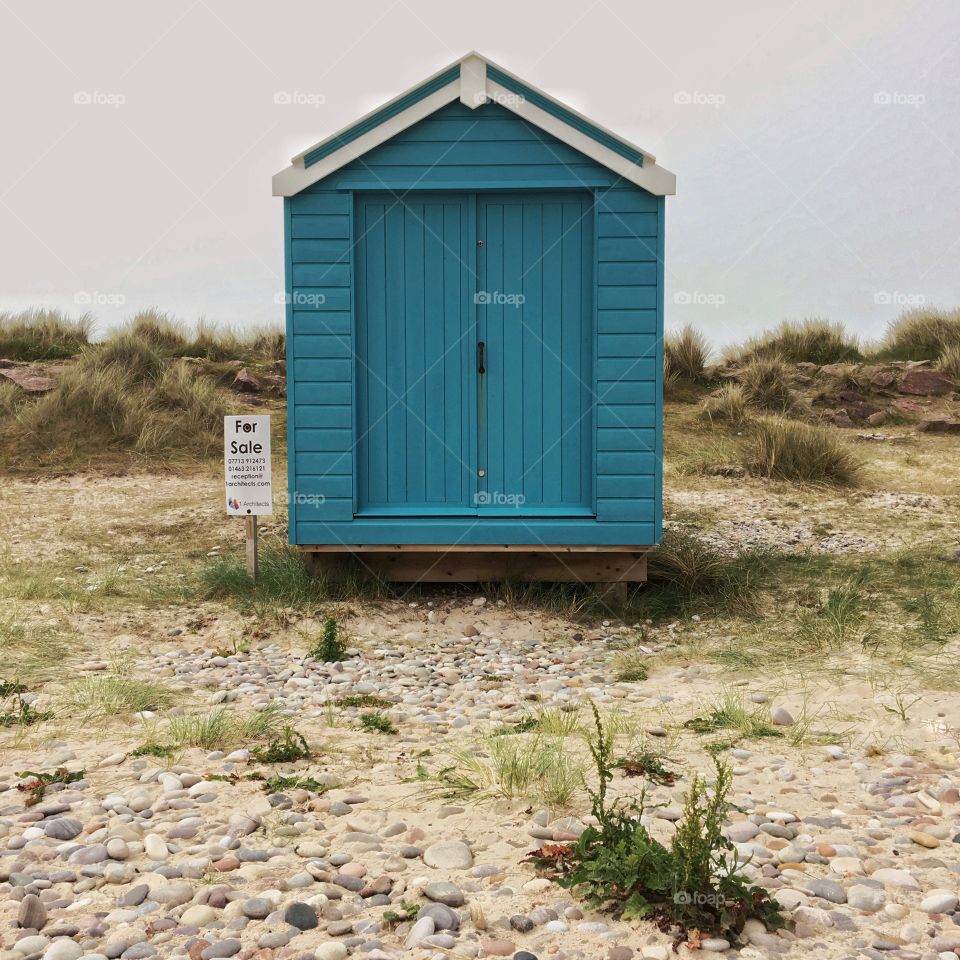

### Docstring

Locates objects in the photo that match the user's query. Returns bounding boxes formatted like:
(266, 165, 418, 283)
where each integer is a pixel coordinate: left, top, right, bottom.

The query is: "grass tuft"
(164, 706, 280, 751)
(939, 343, 960, 383)
(684, 691, 782, 740)
(740, 416, 862, 486)
(699, 383, 750, 426)
(59, 676, 177, 719)
(665, 326, 710, 383)
(881, 306, 960, 360)
(729, 318, 861, 366)
(736, 355, 797, 413)
(0, 308, 93, 360)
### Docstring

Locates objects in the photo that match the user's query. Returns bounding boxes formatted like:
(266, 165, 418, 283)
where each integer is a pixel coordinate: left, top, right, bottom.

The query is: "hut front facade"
(273, 53, 676, 583)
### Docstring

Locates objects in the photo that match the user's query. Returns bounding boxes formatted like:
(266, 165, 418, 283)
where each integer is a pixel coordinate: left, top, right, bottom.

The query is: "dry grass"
(728, 318, 861, 366)
(58, 675, 178, 720)
(14, 345, 225, 461)
(665, 326, 710, 383)
(163, 706, 281, 751)
(111, 311, 284, 363)
(736, 356, 797, 413)
(0, 308, 93, 360)
(740, 417, 862, 486)
(699, 383, 749, 426)
(881, 307, 960, 360)
(939, 343, 960, 382)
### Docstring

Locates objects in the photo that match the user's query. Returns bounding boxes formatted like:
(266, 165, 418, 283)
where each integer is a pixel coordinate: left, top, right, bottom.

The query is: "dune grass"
(728, 318, 861, 366)
(699, 383, 749, 426)
(427, 733, 587, 807)
(164, 706, 281, 751)
(665, 326, 710, 383)
(685, 690, 782, 741)
(939, 343, 960, 382)
(736, 356, 797, 413)
(58, 675, 178, 720)
(740, 416, 862, 486)
(880, 307, 960, 360)
(116, 310, 284, 363)
(0, 308, 93, 361)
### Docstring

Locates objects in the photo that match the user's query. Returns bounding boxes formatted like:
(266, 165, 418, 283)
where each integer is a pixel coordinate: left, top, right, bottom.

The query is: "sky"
(0, 0, 957, 351)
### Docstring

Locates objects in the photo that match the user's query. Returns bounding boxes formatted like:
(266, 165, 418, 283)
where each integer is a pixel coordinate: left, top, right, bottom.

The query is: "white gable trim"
(272, 52, 676, 197)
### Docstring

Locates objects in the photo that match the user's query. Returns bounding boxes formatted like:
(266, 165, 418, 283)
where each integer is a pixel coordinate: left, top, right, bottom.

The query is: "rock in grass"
(423, 839, 473, 869)
(770, 706, 794, 726)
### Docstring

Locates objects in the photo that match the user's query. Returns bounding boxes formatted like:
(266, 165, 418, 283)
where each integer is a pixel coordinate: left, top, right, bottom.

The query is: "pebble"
(423, 880, 465, 906)
(423, 839, 473, 869)
(283, 902, 318, 930)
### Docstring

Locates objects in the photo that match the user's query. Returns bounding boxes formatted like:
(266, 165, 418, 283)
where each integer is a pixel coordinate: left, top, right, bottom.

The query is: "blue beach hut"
(273, 53, 676, 583)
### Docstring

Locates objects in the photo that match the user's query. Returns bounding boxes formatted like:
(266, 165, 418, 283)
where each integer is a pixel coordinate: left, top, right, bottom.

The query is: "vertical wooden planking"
(404, 201, 426, 504)
(423, 201, 445, 503)
(540, 200, 563, 506)
(521, 200, 543, 505)
(559, 199, 582, 504)
(283, 198, 296, 542)
(384, 202, 406, 503)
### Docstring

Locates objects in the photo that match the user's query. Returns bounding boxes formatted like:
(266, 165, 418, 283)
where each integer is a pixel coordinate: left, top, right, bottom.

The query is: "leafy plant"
(250, 725, 311, 762)
(359, 711, 398, 735)
(334, 694, 392, 709)
(685, 692, 782, 741)
(383, 901, 422, 926)
(528, 704, 785, 944)
(261, 773, 328, 794)
(16, 767, 84, 806)
(614, 751, 678, 786)
(130, 742, 177, 759)
(311, 618, 348, 662)
(0, 684, 52, 727)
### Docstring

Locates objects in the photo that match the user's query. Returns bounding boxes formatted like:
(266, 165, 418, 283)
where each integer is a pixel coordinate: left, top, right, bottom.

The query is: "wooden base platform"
(300, 545, 650, 584)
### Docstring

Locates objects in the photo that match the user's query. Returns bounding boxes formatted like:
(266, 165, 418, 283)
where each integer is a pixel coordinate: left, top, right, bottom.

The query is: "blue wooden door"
(355, 190, 593, 518)
(477, 193, 594, 515)
(355, 194, 476, 515)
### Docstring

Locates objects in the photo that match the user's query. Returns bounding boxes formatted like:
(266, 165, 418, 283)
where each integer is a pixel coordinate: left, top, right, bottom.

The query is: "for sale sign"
(224, 416, 273, 515)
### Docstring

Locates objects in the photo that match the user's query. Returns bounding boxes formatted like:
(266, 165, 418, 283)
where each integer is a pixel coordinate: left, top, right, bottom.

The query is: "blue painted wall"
(285, 100, 663, 546)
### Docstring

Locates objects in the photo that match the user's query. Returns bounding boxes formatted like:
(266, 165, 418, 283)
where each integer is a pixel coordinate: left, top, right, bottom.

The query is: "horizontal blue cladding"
(598, 262, 657, 285)
(597, 358, 656, 382)
(596, 499, 655, 522)
(288, 215, 350, 238)
(294, 382, 352, 405)
(598, 310, 658, 334)
(294, 404, 351, 427)
(295, 452, 352, 475)
(325, 101, 619, 190)
(303, 64, 460, 166)
(296, 428, 352, 451)
(291, 288, 352, 311)
(596, 381, 657, 405)
(290, 193, 351, 215)
(295, 475, 354, 499)
(597, 428, 656, 451)
(598, 337, 657, 360)
(291, 312, 352, 336)
(286, 97, 665, 547)
(597, 286, 657, 310)
(596, 188, 658, 213)
(597, 475, 656, 498)
(598, 212, 658, 237)
(598, 238, 657, 261)
(296, 498, 354, 521)
(292, 264, 350, 286)
(295, 520, 657, 546)
(597, 451, 657, 475)
(293, 335, 351, 359)
(597, 404, 657, 428)
(485, 65, 645, 167)
(293, 358, 351, 381)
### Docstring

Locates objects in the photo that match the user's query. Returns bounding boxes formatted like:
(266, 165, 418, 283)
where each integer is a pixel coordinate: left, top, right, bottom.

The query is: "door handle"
(477, 341, 485, 375)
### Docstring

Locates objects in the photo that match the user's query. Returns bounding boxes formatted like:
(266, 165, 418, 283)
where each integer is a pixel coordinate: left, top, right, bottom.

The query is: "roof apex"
(273, 52, 675, 197)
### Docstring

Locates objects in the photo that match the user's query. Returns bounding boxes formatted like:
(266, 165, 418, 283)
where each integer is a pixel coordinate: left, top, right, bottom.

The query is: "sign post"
(224, 415, 273, 580)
